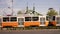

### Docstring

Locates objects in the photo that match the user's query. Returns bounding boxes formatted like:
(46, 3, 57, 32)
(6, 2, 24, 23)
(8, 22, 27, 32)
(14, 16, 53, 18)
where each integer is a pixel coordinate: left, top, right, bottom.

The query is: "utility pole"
(32, 3, 35, 14)
(25, 2, 28, 14)
(11, 0, 13, 16)
(59, 8, 60, 15)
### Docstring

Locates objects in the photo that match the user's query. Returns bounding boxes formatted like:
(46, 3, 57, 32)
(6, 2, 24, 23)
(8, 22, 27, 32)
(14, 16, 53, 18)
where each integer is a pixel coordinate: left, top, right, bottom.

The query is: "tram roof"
(17, 14, 39, 17)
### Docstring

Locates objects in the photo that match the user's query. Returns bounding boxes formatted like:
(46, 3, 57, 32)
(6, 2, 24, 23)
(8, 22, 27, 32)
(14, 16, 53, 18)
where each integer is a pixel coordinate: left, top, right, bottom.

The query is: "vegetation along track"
(0, 26, 60, 30)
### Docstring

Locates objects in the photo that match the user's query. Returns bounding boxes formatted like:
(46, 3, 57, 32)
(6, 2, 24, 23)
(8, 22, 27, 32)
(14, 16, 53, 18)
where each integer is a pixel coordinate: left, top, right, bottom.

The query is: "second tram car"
(47, 16, 56, 26)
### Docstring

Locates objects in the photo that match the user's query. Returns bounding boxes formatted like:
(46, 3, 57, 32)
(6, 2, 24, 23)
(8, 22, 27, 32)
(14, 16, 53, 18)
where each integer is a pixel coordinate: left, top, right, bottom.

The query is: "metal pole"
(59, 8, 60, 15)
(11, 0, 13, 16)
(26, 2, 28, 14)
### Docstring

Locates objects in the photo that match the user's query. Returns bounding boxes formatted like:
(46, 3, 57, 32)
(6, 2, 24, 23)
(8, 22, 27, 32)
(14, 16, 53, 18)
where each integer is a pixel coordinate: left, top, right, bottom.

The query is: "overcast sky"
(0, 0, 60, 16)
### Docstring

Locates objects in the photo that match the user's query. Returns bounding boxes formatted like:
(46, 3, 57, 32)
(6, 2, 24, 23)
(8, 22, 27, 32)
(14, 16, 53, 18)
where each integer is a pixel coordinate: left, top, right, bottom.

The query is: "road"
(0, 29, 60, 34)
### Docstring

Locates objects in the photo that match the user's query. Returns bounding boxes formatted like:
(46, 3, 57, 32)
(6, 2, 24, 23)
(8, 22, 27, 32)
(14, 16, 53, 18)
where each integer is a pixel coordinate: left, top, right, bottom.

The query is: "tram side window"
(25, 17, 31, 21)
(32, 17, 39, 21)
(40, 18, 42, 22)
(3, 17, 9, 22)
(52, 16, 55, 21)
(10, 17, 17, 21)
(46, 16, 49, 21)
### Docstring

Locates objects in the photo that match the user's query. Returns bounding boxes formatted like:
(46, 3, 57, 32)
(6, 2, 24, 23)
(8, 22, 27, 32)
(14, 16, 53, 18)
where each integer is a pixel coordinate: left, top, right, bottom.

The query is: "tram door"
(56, 16, 60, 26)
(40, 16, 46, 26)
(18, 18, 24, 25)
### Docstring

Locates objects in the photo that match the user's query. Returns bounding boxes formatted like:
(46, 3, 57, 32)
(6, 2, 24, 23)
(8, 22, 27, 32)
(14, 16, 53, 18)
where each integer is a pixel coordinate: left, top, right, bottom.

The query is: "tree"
(17, 10, 42, 16)
(25, 10, 43, 16)
(47, 8, 58, 16)
(17, 11, 22, 14)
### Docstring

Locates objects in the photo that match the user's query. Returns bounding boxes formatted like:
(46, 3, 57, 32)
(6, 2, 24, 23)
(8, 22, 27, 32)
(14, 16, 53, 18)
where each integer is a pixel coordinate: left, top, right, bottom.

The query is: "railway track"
(0, 26, 60, 30)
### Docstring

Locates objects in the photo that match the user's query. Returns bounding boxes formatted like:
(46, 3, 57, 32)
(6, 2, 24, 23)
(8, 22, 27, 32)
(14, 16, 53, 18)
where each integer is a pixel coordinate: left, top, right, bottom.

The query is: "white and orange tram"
(1, 16, 48, 27)
(0, 15, 60, 28)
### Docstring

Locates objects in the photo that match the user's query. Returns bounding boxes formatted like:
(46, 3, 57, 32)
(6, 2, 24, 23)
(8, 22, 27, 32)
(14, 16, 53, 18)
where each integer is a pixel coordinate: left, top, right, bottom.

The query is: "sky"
(0, 0, 60, 16)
